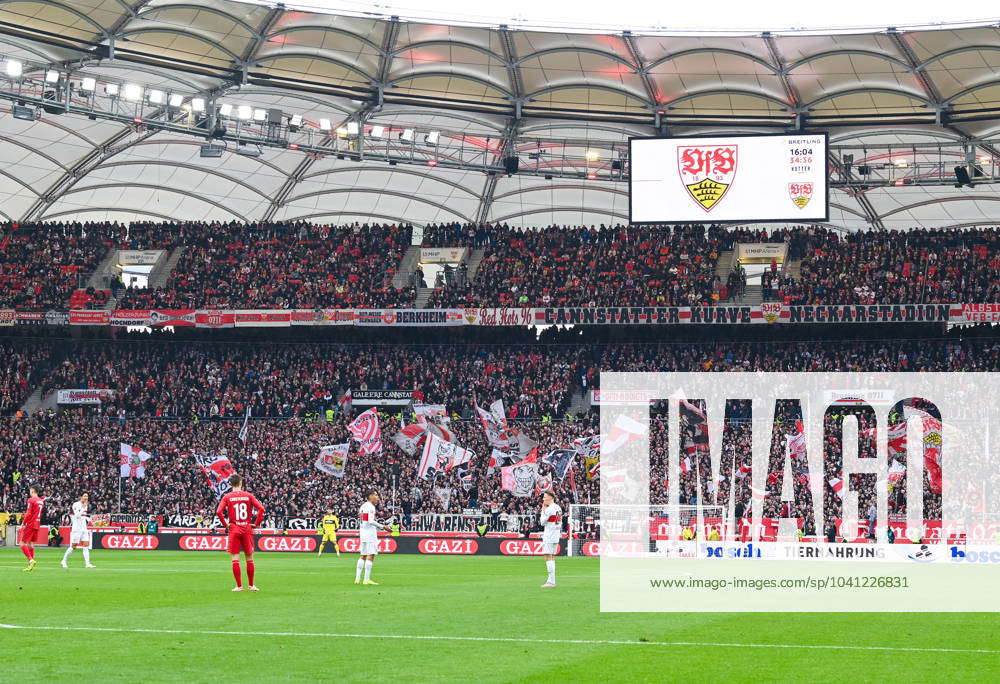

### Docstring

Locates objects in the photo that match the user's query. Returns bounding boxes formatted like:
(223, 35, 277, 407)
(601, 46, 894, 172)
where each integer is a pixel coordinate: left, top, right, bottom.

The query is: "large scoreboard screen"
(629, 133, 829, 223)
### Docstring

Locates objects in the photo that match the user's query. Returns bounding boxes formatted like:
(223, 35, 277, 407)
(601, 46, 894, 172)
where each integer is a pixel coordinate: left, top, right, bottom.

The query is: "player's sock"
(546, 560, 556, 584)
(21, 544, 31, 560)
(82, 547, 91, 565)
(26, 546, 35, 561)
(355, 558, 364, 582)
(318, 542, 324, 556)
(232, 560, 242, 588)
(246, 559, 255, 586)
(62, 546, 73, 562)
(363, 560, 373, 581)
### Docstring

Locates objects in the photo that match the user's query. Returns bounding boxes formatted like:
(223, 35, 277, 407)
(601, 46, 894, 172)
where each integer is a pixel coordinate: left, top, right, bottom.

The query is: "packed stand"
(773, 226, 1000, 305)
(427, 224, 721, 308)
(110, 221, 415, 309)
(0, 222, 117, 309)
(0, 340, 53, 416)
(3, 336, 999, 529)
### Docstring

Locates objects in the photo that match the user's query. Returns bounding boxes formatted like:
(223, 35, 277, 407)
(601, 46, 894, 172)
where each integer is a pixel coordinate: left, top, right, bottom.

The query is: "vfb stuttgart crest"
(789, 182, 813, 209)
(760, 301, 784, 323)
(678, 145, 737, 212)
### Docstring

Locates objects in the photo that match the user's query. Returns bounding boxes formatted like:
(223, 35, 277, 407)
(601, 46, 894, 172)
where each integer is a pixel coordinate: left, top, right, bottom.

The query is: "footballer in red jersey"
(19, 486, 45, 571)
(216, 475, 265, 592)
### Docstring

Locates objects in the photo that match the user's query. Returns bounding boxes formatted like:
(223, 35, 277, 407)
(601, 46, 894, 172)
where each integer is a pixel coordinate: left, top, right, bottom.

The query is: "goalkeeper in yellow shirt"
(317, 510, 340, 557)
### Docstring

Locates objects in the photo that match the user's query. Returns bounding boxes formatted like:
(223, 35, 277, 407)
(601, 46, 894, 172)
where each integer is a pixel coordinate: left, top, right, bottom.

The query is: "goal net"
(567, 504, 727, 557)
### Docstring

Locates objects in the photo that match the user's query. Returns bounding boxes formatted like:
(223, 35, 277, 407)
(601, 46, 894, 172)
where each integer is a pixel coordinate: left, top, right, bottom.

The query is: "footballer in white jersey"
(539, 491, 561, 587)
(355, 490, 391, 586)
(61, 493, 95, 568)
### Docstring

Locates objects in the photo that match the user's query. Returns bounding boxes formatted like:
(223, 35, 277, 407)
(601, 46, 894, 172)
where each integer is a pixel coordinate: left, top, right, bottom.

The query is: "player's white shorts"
(359, 539, 379, 555)
(542, 542, 559, 555)
(70, 528, 92, 546)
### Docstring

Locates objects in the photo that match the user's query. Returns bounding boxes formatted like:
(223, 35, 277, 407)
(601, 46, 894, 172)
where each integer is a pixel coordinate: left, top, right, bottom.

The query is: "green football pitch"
(2, 547, 997, 683)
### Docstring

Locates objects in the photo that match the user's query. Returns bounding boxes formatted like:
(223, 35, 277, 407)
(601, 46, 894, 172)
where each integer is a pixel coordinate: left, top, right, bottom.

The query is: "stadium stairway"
(415, 287, 434, 308)
(148, 247, 185, 290)
(714, 250, 735, 279)
(567, 385, 591, 415)
(85, 247, 120, 290)
(466, 248, 486, 280)
(392, 245, 422, 289)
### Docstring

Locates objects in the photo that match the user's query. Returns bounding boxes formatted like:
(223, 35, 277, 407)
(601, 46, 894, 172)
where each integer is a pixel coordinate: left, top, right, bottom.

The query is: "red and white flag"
(119, 443, 153, 478)
(391, 422, 427, 456)
(417, 432, 474, 480)
(501, 455, 538, 497)
(476, 402, 510, 448)
(829, 477, 845, 499)
(887, 459, 905, 485)
(603, 414, 647, 454)
(338, 390, 352, 414)
(787, 420, 807, 460)
(348, 408, 382, 456)
(679, 456, 692, 474)
(315, 444, 349, 478)
(191, 451, 237, 498)
(905, 407, 943, 494)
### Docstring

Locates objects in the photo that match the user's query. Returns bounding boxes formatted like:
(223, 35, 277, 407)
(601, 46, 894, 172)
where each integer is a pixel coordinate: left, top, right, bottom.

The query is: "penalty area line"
(0, 624, 995, 654)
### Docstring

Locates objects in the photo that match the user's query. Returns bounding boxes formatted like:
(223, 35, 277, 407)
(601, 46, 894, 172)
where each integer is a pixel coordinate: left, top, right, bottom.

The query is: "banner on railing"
(735, 242, 788, 264)
(117, 250, 165, 266)
(420, 247, 468, 263)
(8, 303, 992, 328)
(57, 389, 116, 404)
(0, 309, 13, 326)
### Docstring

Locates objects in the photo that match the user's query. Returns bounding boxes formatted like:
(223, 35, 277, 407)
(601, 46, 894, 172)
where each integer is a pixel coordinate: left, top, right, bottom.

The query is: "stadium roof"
(1, 0, 1000, 230)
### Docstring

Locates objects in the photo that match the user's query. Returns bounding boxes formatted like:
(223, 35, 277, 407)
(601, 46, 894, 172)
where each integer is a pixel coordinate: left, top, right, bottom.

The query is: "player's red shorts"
(227, 526, 254, 555)
(18, 525, 39, 545)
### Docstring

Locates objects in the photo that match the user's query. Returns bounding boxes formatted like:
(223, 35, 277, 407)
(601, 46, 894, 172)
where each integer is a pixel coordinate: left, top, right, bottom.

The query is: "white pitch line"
(0, 624, 995, 654)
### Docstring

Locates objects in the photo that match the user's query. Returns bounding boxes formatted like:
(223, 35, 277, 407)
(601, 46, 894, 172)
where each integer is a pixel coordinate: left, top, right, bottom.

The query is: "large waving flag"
(476, 402, 510, 448)
(501, 454, 538, 497)
(315, 444, 349, 478)
(120, 443, 153, 478)
(417, 432, 475, 480)
(603, 414, 647, 455)
(542, 449, 576, 480)
(348, 408, 383, 456)
(192, 451, 237, 498)
(905, 407, 943, 494)
(391, 423, 427, 456)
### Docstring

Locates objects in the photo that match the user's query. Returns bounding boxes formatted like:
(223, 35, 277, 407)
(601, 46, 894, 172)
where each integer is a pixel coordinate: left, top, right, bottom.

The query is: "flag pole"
(117, 475, 122, 513)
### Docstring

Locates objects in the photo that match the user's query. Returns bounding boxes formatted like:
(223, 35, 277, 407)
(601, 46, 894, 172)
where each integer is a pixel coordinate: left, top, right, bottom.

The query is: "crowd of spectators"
(113, 221, 414, 309)
(774, 226, 1000, 305)
(0, 222, 116, 309)
(5, 220, 1000, 310)
(0, 340, 53, 416)
(428, 224, 721, 308)
(2, 335, 999, 527)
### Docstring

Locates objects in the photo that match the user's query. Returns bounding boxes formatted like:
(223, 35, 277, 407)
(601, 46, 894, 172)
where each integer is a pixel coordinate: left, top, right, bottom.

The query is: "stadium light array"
(425, 130, 440, 145)
(237, 105, 252, 120)
(123, 83, 142, 101)
(400, 128, 414, 142)
(219, 103, 233, 117)
(5, 59, 22, 77)
(80, 77, 96, 91)
(191, 97, 205, 112)
(289, 114, 302, 127)
(585, 149, 601, 161)
(319, 118, 332, 131)
(105, 83, 119, 96)
(169, 93, 183, 107)
(253, 108, 266, 122)
(45, 70, 60, 83)
(370, 125, 385, 138)
(346, 121, 359, 135)
(148, 89, 164, 104)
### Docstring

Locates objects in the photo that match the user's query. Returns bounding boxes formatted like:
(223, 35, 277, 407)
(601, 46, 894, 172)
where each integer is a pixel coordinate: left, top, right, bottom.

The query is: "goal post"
(568, 504, 728, 556)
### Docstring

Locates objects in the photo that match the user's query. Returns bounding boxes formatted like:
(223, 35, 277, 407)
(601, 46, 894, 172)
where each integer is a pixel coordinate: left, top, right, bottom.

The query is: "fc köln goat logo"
(789, 182, 813, 209)
(678, 145, 738, 212)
